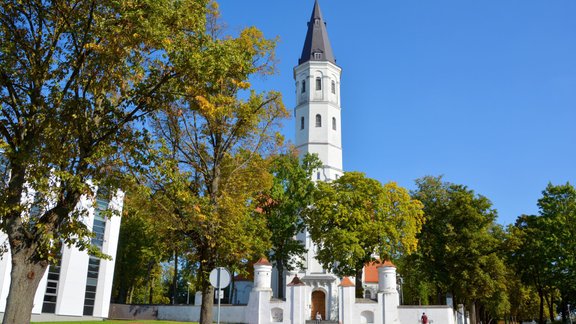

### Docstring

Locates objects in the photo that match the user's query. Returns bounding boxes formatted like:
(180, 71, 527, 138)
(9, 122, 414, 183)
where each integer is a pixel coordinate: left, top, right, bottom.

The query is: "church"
(228, 1, 464, 323)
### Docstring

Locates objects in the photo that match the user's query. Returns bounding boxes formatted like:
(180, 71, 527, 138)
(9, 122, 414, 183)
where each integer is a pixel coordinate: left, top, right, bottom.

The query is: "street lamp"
(187, 282, 191, 304)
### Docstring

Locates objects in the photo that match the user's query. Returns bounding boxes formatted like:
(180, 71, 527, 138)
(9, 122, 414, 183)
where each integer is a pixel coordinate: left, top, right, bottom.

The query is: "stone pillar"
(246, 258, 273, 324)
(338, 277, 355, 324)
(287, 276, 306, 324)
(378, 261, 400, 324)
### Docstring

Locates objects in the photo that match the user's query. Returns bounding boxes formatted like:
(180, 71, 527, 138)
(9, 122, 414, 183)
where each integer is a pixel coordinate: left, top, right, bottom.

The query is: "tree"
(510, 215, 555, 324)
(304, 172, 424, 297)
(0, 0, 210, 322)
(511, 183, 576, 324)
(259, 151, 321, 298)
(537, 183, 576, 323)
(410, 176, 509, 324)
(111, 183, 172, 305)
(147, 21, 287, 323)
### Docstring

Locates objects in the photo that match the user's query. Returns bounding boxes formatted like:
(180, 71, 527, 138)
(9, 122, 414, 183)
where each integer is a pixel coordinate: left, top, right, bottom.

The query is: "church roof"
(298, 0, 336, 65)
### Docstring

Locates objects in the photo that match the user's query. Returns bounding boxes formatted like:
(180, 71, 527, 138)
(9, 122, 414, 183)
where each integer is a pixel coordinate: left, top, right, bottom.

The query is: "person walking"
(315, 311, 322, 324)
(421, 312, 428, 324)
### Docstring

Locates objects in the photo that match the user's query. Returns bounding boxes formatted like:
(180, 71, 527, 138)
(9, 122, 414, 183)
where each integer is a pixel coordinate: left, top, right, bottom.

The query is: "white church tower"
(291, 1, 343, 321)
(294, 0, 343, 183)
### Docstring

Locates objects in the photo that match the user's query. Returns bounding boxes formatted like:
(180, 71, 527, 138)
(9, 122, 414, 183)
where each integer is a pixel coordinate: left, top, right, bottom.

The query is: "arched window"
(300, 117, 305, 130)
(331, 80, 336, 94)
(332, 117, 336, 130)
(315, 114, 322, 127)
(302, 80, 306, 93)
(315, 77, 322, 91)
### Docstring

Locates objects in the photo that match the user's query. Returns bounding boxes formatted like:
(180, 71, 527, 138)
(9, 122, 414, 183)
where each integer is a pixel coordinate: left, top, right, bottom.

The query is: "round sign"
(209, 267, 231, 289)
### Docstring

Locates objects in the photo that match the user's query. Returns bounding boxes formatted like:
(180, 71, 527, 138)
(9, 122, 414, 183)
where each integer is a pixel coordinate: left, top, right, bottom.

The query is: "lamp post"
(187, 282, 191, 304)
(568, 304, 572, 324)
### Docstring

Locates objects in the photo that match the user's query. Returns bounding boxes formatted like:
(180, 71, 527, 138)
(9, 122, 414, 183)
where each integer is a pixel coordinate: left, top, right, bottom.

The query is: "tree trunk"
(2, 246, 49, 324)
(545, 291, 554, 323)
(355, 267, 364, 298)
(277, 261, 284, 299)
(538, 288, 545, 324)
(200, 284, 214, 324)
(470, 301, 477, 324)
(147, 259, 154, 304)
(172, 249, 178, 304)
(561, 298, 568, 323)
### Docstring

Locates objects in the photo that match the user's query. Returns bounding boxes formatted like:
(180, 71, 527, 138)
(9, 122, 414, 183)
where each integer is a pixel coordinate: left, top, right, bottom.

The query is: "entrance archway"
(311, 290, 326, 320)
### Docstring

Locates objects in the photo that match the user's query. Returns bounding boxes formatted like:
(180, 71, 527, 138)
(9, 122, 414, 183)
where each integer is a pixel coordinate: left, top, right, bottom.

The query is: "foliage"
(259, 151, 322, 297)
(409, 176, 508, 324)
(111, 183, 171, 305)
(0, 0, 211, 322)
(304, 171, 424, 297)
(143, 11, 288, 323)
(510, 183, 576, 323)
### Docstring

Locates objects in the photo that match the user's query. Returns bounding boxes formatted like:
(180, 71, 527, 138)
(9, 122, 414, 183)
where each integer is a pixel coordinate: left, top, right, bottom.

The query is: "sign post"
(209, 267, 231, 324)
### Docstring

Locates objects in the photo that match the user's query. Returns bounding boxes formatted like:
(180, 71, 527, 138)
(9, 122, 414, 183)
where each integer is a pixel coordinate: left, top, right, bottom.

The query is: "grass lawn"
(32, 321, 198, 324)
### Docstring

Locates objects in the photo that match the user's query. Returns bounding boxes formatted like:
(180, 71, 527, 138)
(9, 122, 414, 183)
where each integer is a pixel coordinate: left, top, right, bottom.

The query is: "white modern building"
(0, 187, 123, 321)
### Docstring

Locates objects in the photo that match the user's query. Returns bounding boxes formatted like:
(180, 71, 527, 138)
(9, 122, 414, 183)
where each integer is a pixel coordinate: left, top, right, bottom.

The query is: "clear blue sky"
(217, 0, 576, 225)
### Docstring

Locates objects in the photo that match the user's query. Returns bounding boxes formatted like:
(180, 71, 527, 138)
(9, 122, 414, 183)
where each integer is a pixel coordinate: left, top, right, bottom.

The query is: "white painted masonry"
(0, 188, 123, 320)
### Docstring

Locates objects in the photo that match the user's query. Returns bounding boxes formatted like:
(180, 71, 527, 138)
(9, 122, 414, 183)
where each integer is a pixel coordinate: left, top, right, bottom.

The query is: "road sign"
(209, 267, 230, 324)
(209, 267, 231, 289)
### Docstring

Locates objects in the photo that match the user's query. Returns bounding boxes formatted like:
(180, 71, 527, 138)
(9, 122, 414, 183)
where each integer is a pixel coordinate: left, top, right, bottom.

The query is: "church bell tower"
(294, 0, 343, 182)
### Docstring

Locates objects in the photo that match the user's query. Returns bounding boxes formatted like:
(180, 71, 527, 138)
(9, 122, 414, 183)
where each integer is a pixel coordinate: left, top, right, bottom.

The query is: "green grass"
(32, 321, 198, 324)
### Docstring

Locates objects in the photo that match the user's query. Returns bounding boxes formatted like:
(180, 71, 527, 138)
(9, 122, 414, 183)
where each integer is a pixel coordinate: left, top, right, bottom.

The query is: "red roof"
(255, 257, 272, 266)
(364, 261, 381, 283)
(287, 276, 305, 286)
(377, 260, 396, 268)
(339, 277, 355, 287)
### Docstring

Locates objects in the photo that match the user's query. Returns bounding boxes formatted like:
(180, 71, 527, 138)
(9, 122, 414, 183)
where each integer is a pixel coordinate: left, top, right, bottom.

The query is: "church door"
(311, 290, 326, 320)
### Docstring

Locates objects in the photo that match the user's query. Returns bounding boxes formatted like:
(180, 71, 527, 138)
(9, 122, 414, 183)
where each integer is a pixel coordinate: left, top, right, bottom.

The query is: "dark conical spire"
(299, 0, 336, 65)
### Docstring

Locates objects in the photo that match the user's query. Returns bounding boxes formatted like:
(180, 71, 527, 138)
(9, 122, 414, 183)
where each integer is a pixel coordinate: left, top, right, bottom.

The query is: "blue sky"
(217, 0, 576, 225)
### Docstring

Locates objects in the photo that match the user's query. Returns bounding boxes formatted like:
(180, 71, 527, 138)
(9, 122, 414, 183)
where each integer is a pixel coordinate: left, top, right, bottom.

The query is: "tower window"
(314, 52, 322, 60)
(331, 81, 336, 94)
(316, 77, 322, 91)
(332, 117, 337, 130)
(317, 172, 321, 180)
(300, 117, 305, 130)
(302, 80, 306, 93)
(315, 114, 322, 127)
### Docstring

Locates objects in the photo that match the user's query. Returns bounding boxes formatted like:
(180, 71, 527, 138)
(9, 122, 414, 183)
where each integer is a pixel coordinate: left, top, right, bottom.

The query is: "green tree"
(0, 0, 209, 322)
(511, 183, 576, 324)
(304, 172, 424, 297)
(259, 151, 321, 298)
(538, 183, 576, 323)
(411, 176, 509, 324)
(510, 215, 555, 324)
(111, 184, 172, 305)
(147, 21, 287, 323)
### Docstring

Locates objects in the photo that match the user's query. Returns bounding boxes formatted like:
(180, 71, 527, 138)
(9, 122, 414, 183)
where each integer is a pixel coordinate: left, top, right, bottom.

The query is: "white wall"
(157, 305, 247, 323)
(398, 305, 456, 324)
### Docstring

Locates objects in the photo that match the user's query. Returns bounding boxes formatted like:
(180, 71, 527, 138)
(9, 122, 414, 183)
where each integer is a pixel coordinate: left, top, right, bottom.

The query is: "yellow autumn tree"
(145, 11, 288, 324)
